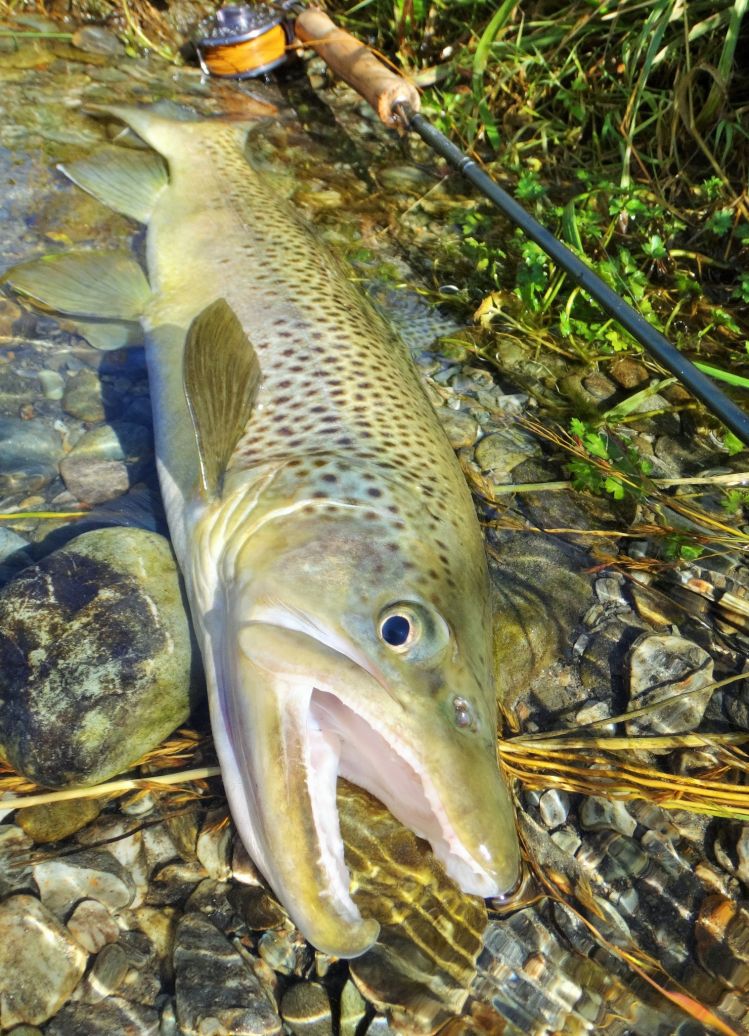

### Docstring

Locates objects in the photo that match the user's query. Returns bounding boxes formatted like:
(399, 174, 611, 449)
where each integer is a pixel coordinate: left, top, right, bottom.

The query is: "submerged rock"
(16, 797, 102, 843)
(489, 531, 593, 701)
(339, 980, 367, 1036)
(33, 848, 135, 917)
(67, 898, 121, 954)
(46, 997, 159, 1036)
(0, 416, 62, 495)
(0, 527, 32, 586)
(626, 633, 715, 737)
(0, 527, 200, 787)
(59, 422, 153, 505)
(71, 26, 125, 57)
(0, 894, 87, 1028)
(280, 982, 333, 1036)
(173, 914, 282, 1036)
(0, 825, 34, 898)
(341, 782, 487, 1034)
(61, 368, 111, 423)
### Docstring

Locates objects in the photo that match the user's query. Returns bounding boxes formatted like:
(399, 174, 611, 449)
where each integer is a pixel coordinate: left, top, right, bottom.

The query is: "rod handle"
(294, 8, 419, 127)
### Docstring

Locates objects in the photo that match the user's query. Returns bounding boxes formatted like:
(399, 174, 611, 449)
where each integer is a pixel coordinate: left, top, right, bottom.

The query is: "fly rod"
(294, 8, 749, 447)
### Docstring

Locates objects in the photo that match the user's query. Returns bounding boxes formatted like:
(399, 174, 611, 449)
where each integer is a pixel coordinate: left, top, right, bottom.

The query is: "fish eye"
(380, 614, 412, 647)
(376, 601, 449, 660)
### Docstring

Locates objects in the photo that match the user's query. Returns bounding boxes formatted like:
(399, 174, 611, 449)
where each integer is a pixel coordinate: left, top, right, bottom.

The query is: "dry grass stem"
(0, 766, 221, 811)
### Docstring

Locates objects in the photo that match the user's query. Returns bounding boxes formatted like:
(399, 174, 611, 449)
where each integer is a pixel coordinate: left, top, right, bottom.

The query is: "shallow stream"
(0, 14, 748, 1036)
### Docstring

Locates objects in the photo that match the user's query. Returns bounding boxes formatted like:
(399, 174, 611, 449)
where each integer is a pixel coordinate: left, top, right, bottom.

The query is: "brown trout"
(6, 106, 520, 956)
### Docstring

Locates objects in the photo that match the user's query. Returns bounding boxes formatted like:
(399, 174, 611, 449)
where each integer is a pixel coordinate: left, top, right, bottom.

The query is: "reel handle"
(294, 8, 420, 127)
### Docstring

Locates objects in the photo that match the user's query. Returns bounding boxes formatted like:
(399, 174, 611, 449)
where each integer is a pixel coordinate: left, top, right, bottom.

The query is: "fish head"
(206, 498, 520, 957)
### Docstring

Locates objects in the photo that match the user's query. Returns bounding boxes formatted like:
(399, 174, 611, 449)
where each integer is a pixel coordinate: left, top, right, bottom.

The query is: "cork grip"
(295, 8, 420, 127)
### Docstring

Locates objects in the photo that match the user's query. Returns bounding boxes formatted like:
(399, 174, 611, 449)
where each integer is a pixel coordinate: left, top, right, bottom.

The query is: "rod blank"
(292, 7, 749, 445)
(396, 105, 749, 446)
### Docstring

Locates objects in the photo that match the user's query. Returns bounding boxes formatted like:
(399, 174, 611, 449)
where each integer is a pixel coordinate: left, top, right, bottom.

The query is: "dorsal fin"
(183, 299, 261, 497)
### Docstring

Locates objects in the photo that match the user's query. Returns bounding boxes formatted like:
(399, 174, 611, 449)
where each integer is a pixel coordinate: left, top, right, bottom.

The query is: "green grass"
(331, 0, 749, 439)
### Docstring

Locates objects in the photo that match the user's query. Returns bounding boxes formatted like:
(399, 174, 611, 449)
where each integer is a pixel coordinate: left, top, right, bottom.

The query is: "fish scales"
(209, 129, 488, 641)
(154, 124, 481, 551)
(5, 106, 520, 958)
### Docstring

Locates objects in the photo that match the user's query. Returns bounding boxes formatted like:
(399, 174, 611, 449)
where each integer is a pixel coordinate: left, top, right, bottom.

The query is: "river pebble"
(79, 941, 130, 1003)
(141, 821, 181, 874)
(474, 429, 536, 480)
(0, 526, 199, 787)
(437, 408, 479, 449)
(230, 884, 288, 932)
(736, 829, 749, 886)
(363, 1018, 398, 1035)
(0, 894, 87, 1027)
(16, 798, 102, 844)
(38, 369, 65, 400)
(185, 879, 238, 929)
(339, 979, 367, 1036)
(71, 25, 125, 56)
(147, 859, 207, 907)
(0, 526, 32, 585)
(0, 825, 33, 897)
(59, 421, 153, 505)
(609, 357, 649, 389)
(67, 898, 121, 954)
(77, 816, 147, 890)
(280, 982, 333, 1036)
(174, 914, 282, 1036)
(626, 633, 715, 737)
(258, 927, 312, 977)
(61, 369, 112, 422)
(539, 790, 571, 829)
(196, 810, 233, 880)
(33, 848, 135, 917)
(0, 416, 62, 494)
(579, 797, 637, 838)
(46, 997, 159, 1036)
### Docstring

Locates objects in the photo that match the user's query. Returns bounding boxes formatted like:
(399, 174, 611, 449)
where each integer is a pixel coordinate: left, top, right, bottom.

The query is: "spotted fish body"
(8, 107, 520, 956)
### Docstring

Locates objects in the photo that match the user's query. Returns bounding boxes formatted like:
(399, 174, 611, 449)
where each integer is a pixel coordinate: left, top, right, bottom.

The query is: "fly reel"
(194, 4, 294, 79)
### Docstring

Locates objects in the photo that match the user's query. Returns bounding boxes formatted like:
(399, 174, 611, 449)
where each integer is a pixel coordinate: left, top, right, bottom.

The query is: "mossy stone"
(0, 527, 202, 788)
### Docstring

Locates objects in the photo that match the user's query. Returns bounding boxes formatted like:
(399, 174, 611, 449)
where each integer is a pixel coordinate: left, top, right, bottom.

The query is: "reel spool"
(194, 4, 292, 79)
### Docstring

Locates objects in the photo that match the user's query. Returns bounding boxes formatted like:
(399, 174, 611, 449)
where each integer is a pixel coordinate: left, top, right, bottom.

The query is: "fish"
(4, 105, 521, 957)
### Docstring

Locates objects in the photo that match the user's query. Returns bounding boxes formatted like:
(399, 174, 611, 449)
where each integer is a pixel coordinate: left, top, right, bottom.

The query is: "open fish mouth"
(308, 688, 503, 898)
(216, 620, 512, 956)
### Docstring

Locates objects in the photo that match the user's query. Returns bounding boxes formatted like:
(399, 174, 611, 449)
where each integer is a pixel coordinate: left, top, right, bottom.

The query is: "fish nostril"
(452, 696, 474, 728)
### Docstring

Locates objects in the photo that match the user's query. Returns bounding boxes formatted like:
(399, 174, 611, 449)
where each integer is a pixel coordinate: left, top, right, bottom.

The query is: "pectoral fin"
(4, 251, 150, 320)
(183, 298, 261, 497)
(59, 146, 168, 223)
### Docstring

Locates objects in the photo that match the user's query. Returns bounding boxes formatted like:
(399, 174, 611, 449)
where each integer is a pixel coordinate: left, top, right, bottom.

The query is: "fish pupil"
(381, 614, 411, 646)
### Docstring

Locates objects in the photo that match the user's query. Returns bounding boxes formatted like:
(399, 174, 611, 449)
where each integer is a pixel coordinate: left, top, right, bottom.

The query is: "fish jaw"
(213, 619, 518, 956)
(310, 687, 521, 900)
(207, 619, 379, 958)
